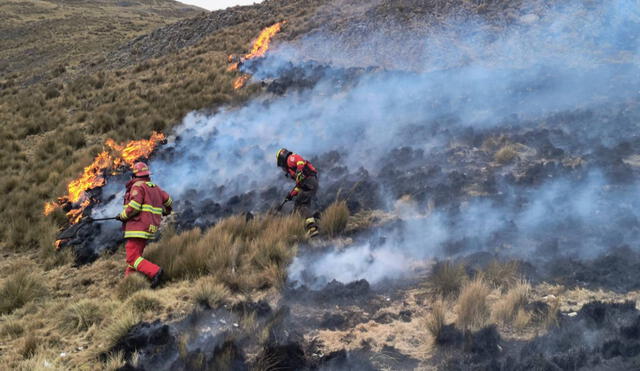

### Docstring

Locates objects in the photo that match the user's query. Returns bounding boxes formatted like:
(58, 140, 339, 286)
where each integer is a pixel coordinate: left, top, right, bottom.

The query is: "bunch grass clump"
(59, 298, 106, 332)
(456, 277, 491, 330)
(491, 280, 531, 325)
(429, 261, 468, 298)
(115, 274, 149, 300)
(145, 213, 305, 293)
(0, 268, 48, 315)
(320, 200, 350, 237)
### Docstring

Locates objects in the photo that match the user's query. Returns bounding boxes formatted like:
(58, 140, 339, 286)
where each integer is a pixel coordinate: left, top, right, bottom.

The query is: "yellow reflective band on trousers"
(305, 217, 316, 227)
(124, 231, 155, 239)
(133, 257, 145, 270)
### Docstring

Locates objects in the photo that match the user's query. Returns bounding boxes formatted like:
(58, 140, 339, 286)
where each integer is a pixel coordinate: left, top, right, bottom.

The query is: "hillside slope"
(2, 0, 640, 370)
(0, 0, 203, 83)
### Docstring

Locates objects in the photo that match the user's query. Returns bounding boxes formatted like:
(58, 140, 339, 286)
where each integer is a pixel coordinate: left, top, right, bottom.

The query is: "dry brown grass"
(320, 200, 350, 237)
(193, 276, 231, 308)
(494, 144, 519, 164)
(456, 277, 491, 330)
(14, 347, 65, 371)
(145, 213, 304, 292)
(429, 261, 468, 298)
(126, 290, 163, 314)
(19, 333, 39, 359)
(115, 274, 149, 300)
(102, 351, 127, 371)
(100, 309, 140, 350)
(0, 318, 25, 339)
(0, 268, 48, 315)
(491, 280, 531, 325)
(59, 298, 107, 332)
(426, 299, 447, 340)
(482, 260, 521, 290)
(514, 308, 531, 329)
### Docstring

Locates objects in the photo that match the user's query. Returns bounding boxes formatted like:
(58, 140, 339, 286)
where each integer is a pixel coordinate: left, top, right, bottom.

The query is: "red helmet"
(132, 162, 150, 177)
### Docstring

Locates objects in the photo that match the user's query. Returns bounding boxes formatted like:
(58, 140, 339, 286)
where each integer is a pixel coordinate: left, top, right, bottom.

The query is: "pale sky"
(178, 0, 265, 11)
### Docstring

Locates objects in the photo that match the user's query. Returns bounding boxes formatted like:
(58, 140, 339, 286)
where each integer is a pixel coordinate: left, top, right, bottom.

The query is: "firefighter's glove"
(295, 171, 305, 183)
(115, 214, 125, 222)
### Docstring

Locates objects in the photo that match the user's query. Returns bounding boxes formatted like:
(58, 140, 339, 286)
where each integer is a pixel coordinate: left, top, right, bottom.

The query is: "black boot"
(151, 268, 163, 289)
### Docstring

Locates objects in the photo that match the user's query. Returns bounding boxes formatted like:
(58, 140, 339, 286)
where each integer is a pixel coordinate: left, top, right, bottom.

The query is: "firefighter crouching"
(116, 162, 172, 288)
(276, 148, 320, 238)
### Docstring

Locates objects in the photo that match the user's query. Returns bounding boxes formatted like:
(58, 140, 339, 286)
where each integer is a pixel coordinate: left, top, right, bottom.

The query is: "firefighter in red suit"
(276, 148, 319, 237)
(116, 162, 172, 288)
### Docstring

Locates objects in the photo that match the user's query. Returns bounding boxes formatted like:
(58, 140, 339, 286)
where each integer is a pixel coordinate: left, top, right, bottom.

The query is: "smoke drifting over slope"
(89, 0, 640, 287)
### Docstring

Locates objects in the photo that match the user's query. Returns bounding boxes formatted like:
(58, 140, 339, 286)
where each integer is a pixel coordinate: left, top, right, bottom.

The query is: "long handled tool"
(56, 217, 118, 241)
(275, 198, 289, 212)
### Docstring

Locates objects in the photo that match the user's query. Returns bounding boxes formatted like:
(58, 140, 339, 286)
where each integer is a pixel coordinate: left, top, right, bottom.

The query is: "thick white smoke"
(91, 0, 640, 286)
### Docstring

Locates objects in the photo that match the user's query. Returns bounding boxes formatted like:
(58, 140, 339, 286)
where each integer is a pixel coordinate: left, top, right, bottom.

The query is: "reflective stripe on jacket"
(285, 153, 317, 197)
(120, 177, 172, 239)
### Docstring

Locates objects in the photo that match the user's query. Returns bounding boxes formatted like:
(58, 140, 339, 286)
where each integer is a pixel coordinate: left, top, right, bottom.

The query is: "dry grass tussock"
(99, 309, 141, 350)
(456, 277, 491, 330)
(126, 290, 163, 314)
(115, 274, 149, 300)
(193, 276, 231, 309)
(482, 259, 521, 290)
(492, 280, 531, 325)
(426, 299, 447, 340)
(0, 268, 48, 315)
(58, 298, 109, 332)
(429, 260, 468, 298)
(0, 318, 25, 339)
(13, 346, 66, 371)
(494, 144, 519, 164)
(320, 200, 350, 237)
(145, 213, 305, 292)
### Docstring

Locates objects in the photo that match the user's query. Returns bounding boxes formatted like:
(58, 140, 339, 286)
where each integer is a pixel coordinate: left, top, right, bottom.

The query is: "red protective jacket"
(284, 153, 318, 197)
(119, 177, 172, 239)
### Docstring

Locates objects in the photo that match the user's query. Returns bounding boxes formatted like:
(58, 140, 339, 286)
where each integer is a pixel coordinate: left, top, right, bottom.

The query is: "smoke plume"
(90, 0, 640, 287)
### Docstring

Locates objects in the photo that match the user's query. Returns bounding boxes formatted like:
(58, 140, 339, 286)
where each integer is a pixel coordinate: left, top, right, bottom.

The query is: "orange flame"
(107, 132, 165, 168)
(44, 132, 165, 225)
(233, 75, 251, 90)
(244, 21, 286, 60)
(227, 21, 286, 88)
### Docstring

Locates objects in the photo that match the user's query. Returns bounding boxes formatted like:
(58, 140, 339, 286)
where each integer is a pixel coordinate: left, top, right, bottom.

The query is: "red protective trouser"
(124, 238, 160, 279)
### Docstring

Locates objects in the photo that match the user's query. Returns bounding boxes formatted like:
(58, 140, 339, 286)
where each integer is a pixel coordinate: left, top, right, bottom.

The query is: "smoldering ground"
(81, 0, 640, 291)
(85, 1, 640, 370)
